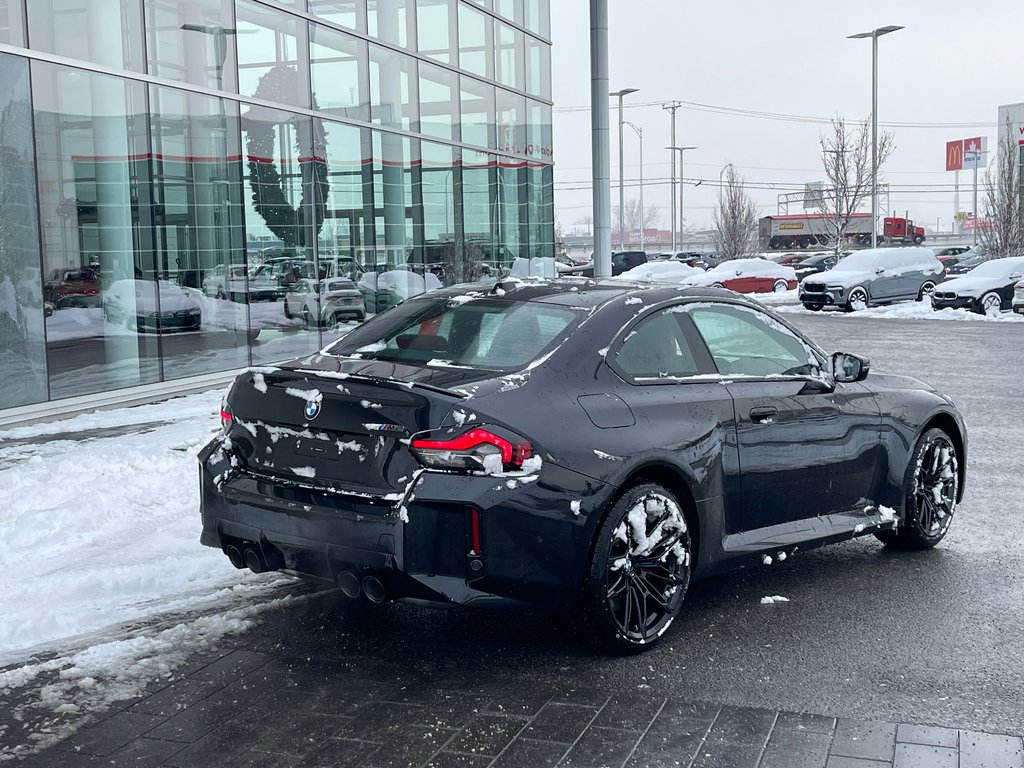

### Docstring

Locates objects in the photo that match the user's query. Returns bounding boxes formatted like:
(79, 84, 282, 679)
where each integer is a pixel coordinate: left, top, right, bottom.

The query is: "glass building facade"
(0, 0, 552, 415)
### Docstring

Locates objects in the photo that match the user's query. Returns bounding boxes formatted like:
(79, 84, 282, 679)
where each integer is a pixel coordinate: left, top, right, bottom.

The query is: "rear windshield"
(326, 296, 579, 371)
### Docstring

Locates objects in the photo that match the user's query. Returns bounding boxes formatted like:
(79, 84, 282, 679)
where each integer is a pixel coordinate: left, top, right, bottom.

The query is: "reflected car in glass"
(1013, 280, 1024, 315)
(200, 279, 966, 653)
(103, 278, 203, 333)
(932, 256, 1024, 315)
(283, 277, 366, 328)
(202, 264, 278, 303)
(44, 267, 101, 309)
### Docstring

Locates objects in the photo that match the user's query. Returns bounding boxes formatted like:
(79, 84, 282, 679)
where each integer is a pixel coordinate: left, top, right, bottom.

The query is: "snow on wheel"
(917, 281, 936, 301)
(980, 291, 1002, 316)
(876, 428, 959, 549)
(576, 483, 692, 654)
(845, 287, 868, 312)
(772, 279, 788, 293)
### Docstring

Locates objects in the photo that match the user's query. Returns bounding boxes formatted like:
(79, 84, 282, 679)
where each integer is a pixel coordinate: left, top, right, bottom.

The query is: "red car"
(44, 267, 101, 308)
(683, 257, 798, 294)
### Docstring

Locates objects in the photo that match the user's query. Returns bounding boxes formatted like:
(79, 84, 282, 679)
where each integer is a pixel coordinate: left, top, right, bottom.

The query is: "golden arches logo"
(946, 140, 963, 172)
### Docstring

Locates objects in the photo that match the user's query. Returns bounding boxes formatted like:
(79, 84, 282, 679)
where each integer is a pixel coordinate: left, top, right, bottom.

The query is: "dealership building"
(0, 0, 553, 424)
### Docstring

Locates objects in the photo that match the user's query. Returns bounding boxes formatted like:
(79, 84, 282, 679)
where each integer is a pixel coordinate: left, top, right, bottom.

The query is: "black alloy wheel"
(877, 428, 959, 549)
(979, 291, 1002, 316)
(917, 281, 936, 301)
(577, 483, 692, 653)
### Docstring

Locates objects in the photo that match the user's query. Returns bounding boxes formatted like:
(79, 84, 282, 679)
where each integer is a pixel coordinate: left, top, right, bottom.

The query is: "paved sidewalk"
(6, 599, 1022, 768)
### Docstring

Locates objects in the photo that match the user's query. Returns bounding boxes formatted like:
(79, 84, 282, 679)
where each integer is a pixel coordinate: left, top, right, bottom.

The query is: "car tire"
(575, 482, 692, 654)
(283, 301, 293, 319)
(917, 281, 936, 301)
(845, 287, 868, 312)
(979, 291, 1002, 316)
(913, 235, 925, 245)
(302, 306, 316, 328)
(875, 427, 959, 550)
(772, 279, 789, 293)
(711, 282, 724, 289)
(802, 303, 824, 311)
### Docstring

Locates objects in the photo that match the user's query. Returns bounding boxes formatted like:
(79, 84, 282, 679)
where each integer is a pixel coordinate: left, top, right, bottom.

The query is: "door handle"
(749, 406, 778, 423)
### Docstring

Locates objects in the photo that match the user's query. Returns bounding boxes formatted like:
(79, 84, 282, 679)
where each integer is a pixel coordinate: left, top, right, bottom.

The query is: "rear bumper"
(199, 438, 611, 611)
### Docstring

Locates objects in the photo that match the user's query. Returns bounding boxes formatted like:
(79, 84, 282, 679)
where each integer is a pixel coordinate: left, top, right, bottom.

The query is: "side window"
(614, 311, 701, 379)
(690, 305, 820, 378)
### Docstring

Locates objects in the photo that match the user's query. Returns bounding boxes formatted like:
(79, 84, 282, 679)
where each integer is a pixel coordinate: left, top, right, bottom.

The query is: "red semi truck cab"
(883, 217, 926, 245)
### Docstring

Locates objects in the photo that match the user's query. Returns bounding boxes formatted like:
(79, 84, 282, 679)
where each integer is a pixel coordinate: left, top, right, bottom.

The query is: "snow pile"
(776, 300, 1024, 322)
(0, 390, 284, 663)
(760, 595, 790, 604)
(614, 261, 703, 284)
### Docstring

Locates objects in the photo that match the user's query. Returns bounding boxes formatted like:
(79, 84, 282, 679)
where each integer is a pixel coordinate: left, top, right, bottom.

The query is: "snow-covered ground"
(756, 289, 1024, 322)
(0, 391, 299, 757)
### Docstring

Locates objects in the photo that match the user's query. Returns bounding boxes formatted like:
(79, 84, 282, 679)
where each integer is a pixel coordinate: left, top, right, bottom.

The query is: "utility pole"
(625, 122, 643, 249)
(611, 88, 638, 252)
(663, 101, 681, 251)
(590, 0, 611, 277)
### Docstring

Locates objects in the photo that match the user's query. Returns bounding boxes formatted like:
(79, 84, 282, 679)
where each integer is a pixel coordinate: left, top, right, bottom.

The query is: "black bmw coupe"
(199, 278, 966, 653)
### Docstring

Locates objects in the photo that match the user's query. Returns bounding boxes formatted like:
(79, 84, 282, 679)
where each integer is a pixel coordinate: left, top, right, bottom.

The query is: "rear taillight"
(220, 405, 233, 433)
(410, 428, 532, 472)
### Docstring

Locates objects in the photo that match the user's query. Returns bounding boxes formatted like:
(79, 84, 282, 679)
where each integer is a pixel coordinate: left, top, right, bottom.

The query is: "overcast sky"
(549, 0, 1024, 235)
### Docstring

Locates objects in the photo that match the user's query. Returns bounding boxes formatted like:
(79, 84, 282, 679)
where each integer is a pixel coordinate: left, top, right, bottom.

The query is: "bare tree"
(819, 117, 894, 252)
(612, 199, 661, 232)
(574, 215, 593, 236)
(713, 166, 759, 260)
(980, 115, 1024, 258)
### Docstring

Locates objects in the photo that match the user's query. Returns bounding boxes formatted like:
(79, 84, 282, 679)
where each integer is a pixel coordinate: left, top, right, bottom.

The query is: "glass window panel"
(242, 108, 325, 363)
(497, 159, 525, 263)
(236, 0, 310, 110)
(524, 0, 548, 37)
(319, 119, 375, 325)
(310, 22, 368, 119)
(460, 76, 494, 149)
(494, 20, 523, 91)
(457, 3, 491, 80)
(0, 0, 25, 45)
(527, 161, 553, 258)
(0, 52, 47, 408)
(148, 85, 250, 377)
(369, 44, 417, 132)
(416, 0, 455, 65)
(496, 87, 525, 154)
(525, 35, 550, 99)
(26, 0, 143, 72)
(417, 141, 459, 284)
(309, 0, 366, 33)
(526, 99, 551, 162)
(419, 61, 457, 141)
(495, 0, 522, 25)
(371, 131, 415, 268)
(462, 149, 496, 270)
(467, 0, 491, 11)
(146, 0, 238, 92)
(615, 312, 700, 379)
(367, 0, 413, 49)
(32, 61, 160, 399)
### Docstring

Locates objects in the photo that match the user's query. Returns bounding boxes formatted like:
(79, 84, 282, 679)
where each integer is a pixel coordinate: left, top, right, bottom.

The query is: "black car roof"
(424, 277, 757, 310)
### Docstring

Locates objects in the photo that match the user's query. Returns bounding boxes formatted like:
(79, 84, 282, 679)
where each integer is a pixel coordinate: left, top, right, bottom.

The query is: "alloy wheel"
(846, 287, 868, 311)
(981, 292, 1002, 316)
(604, 493, 690, 646)
(773, 279, 788, 293)
(918, 281, 936, 301)
(910, 434, 958, 538)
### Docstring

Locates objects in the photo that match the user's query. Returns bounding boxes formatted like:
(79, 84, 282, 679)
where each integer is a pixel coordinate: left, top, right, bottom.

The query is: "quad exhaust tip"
(226, 545, 245, 570)
(338, 571, 362, 599)
(362, 575, 387, 604)
(243, 548, 265, 574)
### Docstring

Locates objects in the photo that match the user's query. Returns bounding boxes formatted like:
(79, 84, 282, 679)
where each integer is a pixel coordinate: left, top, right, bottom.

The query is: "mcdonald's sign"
(945, 140, 963, 172)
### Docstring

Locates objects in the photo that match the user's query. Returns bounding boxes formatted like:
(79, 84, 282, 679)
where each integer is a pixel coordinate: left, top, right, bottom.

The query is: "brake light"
(410, 428, 532, 472)
(220, 405, 233, 433)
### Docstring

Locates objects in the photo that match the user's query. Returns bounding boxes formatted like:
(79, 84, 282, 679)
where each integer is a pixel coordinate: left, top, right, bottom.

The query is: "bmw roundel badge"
(304, 399, 321, 420)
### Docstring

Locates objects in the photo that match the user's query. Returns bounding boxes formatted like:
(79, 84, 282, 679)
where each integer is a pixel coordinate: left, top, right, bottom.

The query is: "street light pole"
(590, 0, 611, 278)
(625, 122, 643, 249)
(668, 146, 698, 249)
(611, 88, 638, 252)
(848, 25, 903, 249)
(663, 102, 681, 251)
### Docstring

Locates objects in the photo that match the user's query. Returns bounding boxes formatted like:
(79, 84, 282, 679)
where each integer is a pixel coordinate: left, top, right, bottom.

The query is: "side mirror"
(1009, 272, 1023, 280)
(875, 267, 885, 274)
(831, 352, 870, 383)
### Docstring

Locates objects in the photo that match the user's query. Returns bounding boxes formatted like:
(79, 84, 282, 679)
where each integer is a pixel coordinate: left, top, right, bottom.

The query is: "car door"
(686, 303, 882, 532)
(607, 308, 743, 535)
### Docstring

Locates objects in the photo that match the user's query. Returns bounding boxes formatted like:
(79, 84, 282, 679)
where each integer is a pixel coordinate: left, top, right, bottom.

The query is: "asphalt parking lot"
(7, 312, 1024, 767)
